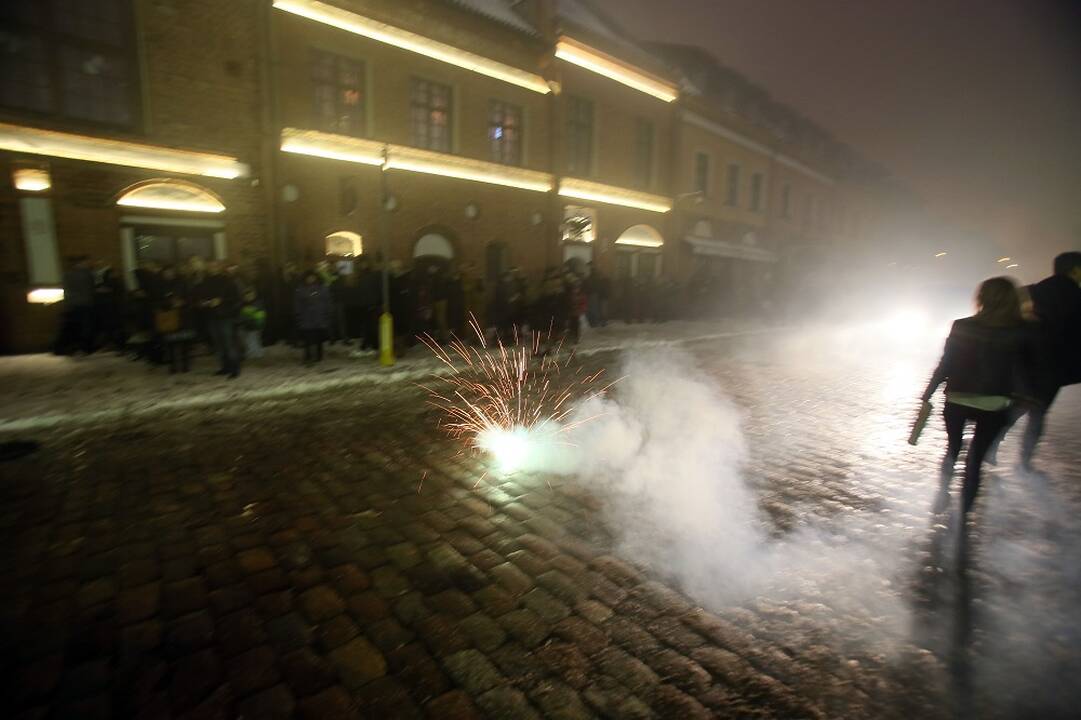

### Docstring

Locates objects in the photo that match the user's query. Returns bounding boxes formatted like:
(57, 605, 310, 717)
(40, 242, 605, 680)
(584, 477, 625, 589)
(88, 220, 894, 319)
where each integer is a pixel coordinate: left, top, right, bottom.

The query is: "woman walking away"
(295, 270, 332, 365)
(920, 277, 1035, 515)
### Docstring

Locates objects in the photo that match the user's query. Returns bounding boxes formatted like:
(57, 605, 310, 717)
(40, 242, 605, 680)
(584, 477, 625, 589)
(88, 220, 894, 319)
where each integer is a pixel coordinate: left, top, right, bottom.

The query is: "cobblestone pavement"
(2, 330, 1079, 719)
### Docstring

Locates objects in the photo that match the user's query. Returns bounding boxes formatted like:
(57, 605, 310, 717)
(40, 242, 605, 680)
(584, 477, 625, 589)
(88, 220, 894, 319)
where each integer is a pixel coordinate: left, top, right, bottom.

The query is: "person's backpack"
(154, 309, 180, 334)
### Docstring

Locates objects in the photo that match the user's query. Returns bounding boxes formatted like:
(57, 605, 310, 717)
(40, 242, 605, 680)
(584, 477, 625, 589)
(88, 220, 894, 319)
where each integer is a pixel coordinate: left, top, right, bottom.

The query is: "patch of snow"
(0, 320, 770, 432)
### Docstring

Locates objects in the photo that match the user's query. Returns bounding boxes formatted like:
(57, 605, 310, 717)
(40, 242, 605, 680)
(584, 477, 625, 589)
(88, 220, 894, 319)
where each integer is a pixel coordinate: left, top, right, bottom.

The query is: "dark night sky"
(595, 0, 1081, 278)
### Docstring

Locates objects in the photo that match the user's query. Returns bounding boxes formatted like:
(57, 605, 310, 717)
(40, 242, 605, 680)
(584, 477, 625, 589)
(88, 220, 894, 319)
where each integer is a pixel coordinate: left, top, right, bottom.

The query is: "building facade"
(0, 0, 904, 352)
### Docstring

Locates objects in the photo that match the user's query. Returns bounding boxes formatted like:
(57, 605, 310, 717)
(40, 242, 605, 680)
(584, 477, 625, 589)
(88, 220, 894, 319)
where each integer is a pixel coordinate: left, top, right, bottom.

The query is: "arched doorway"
(412, 230, 455, 276)
(614, 224, 664, 279)
(116, 180, 226, 289)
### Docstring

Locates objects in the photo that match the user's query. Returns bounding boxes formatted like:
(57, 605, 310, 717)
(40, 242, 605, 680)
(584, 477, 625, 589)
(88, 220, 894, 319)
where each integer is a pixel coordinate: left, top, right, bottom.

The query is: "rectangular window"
(633, 118, 654, 189)
(693, 152, 710, 195)
(311, 50, 365, 136)
(410, 78, 453, 152)
(780, 183, 791, 218)
(750, 173, 764, 212)
(0, 0, 137, 126)
(133, 228, 215, 266)
(489, 100, 522, 165)
(725, 164, 740, 206)
(565, 95, 594, 176)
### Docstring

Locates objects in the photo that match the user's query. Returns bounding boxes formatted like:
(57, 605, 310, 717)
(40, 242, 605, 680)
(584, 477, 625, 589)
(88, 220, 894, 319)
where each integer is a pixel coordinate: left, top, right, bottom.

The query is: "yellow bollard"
(379, 312, 395, 366)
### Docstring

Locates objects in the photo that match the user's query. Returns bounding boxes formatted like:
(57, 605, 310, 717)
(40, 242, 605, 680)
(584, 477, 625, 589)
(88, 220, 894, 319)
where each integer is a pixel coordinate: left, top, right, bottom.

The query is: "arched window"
(116, 180, 225, 213)
(325, 231, 362, 256)
(413, 233, 454, 259)
(615, 224, 664, 248)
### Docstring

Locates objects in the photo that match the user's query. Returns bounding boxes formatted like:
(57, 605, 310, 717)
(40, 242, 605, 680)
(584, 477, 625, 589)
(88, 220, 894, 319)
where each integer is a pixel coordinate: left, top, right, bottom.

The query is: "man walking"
(1001, 251, 1081, 468)
(197, 261, 242, 378)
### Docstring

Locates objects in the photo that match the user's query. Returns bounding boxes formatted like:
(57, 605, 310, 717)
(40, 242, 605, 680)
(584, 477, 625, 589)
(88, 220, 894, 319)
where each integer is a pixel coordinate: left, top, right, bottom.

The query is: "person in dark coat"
(93, 263, 125, 351)
(357, 257, 382, 352)
(195, 261, 242, 378)
(495, 270, 525, 343)
(154, 265, 194, 374)
(992, 251, 1081, 468)
(55, 255, 97, 355)
(583, 264, 610, 328)
(531, 268, 568, 352)
(446, 267, 466, 339)
(294, 270, 333, 365)
(130, 261, 162, 361)
(921, 276, 1036, 514)
(564, 271, 585, 344)
(279, 262, 301, 347)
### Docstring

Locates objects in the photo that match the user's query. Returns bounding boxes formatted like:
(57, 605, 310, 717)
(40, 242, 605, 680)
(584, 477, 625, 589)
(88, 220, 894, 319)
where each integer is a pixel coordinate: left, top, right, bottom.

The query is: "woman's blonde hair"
(976, 276, 1022, 327)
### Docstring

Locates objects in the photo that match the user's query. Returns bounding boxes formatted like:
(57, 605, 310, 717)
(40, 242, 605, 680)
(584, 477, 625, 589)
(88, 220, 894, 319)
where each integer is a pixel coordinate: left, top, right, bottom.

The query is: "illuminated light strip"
(386, 146, 552, 192)
(27, 288, 64, 305)
(117, 197, 225, 213)
(14, 168, 51, 191)
(559, 178, 672, 213)
(0, 122, 248, 179)
(555, 37, 678, 103)
(281, 128, 385, 165)
(281, 128, 553, 192)
(274, 0, 550, 94)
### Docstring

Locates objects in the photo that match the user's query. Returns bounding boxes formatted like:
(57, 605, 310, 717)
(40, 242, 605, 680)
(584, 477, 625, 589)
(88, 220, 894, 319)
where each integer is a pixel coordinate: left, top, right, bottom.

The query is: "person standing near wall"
(197, 261, 242, 378)
(238, 287, 267, 360)
(294, 270, 333, 365)
(93, 262, 125, 351)
(54, 255, 97, 356)
(154, 265, 194, 374)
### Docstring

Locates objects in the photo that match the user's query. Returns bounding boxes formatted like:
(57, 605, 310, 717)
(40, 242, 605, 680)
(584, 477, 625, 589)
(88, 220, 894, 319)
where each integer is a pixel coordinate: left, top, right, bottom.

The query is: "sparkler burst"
(421, 317, 611, 473)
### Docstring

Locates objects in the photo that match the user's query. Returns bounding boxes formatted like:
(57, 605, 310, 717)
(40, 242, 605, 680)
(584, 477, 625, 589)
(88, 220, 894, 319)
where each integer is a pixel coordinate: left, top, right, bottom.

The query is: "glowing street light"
(997, 257, 1011, 263)
(934, 252, 947, 258)
(1005, 263, 1019, 269)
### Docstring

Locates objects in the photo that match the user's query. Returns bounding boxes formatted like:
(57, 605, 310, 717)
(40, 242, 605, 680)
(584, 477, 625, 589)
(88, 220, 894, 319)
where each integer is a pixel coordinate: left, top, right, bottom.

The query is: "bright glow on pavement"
(478, 426, 533, 474)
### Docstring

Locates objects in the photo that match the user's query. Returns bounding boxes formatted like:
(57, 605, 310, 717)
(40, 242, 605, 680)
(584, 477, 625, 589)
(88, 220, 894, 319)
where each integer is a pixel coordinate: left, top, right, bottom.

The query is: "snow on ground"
(0, 319, 769, 433)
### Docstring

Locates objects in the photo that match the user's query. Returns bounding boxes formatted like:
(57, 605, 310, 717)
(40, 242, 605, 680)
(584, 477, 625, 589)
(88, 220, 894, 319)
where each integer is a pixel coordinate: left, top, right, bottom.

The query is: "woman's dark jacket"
(923, 316, 1036, 402)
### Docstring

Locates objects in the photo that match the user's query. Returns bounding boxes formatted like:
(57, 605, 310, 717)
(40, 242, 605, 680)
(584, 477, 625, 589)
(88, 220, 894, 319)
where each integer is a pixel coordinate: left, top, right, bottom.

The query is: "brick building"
(1, 0, 905, 352)
(0, 0, 270, 352)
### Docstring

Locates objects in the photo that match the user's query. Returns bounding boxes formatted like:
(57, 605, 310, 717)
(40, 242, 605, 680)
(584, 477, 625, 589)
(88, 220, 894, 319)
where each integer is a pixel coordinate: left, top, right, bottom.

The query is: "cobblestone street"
(2, 328, 1079, 719)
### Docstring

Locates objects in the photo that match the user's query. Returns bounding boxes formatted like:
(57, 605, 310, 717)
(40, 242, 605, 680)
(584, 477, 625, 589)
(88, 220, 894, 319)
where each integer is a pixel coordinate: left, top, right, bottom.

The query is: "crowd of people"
(921, 251, 1081, 515)
(54, 254, 742, 376)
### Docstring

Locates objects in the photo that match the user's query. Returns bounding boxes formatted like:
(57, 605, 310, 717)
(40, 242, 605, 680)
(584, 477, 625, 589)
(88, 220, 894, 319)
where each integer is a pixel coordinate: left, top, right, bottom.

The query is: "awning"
(685, 236, 777, 263)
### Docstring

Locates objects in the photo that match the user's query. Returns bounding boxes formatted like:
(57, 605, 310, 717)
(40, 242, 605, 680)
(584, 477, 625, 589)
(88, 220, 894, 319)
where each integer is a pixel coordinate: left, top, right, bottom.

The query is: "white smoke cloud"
(508, 346, 918, 644)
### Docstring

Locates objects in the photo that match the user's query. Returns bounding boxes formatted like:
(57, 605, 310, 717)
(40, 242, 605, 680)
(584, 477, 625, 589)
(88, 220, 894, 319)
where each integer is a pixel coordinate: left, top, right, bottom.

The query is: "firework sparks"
(421, 317, 612, 473)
